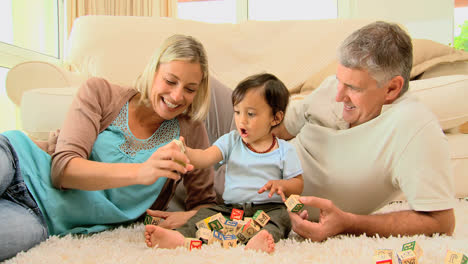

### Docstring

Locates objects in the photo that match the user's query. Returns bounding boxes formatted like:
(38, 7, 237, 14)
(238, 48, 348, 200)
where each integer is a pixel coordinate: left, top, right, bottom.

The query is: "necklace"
(243, 135, 277, 154)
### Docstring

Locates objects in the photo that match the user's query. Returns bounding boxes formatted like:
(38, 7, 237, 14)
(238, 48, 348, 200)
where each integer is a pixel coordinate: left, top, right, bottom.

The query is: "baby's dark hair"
(232, 73, 290, 128)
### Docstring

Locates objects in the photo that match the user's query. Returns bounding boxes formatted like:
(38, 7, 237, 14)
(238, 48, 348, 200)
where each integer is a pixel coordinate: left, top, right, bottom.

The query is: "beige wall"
(338, 0, 454, 45)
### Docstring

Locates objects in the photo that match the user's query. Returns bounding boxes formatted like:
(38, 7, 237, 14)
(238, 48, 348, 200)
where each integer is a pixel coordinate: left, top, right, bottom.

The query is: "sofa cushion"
(408, 75, 468, 131)
(292, 40, 468, 94)
(420, 61, 468, 80)
(411, 39, 468, 78)
(21, 87, 78, 140)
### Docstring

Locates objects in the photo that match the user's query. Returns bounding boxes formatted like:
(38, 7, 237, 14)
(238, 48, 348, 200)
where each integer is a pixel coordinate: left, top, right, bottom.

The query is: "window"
(248, 0, 337, 21)
(177, 0, 238, 23)
(0, 0, 64, 131)
(0, 0, 63, 69)
(0, 67, 17, 132)
(454, 0, 468, 51)
(177, 0, 337, 23)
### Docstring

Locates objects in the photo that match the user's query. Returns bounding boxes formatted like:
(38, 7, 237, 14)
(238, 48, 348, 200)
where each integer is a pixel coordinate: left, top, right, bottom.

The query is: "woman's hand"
(146, 209, 197, 229)
(258, 180, 287, 201)
(137, 141, 194, 185)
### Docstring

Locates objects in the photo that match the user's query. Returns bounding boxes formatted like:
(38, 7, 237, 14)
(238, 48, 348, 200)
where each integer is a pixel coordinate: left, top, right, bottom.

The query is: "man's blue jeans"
(0, 135, 48, 261)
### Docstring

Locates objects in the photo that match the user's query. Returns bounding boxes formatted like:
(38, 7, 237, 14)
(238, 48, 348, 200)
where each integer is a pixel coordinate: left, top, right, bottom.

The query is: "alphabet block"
(143, 214, 163, 226)
(223, 220, 238, 234)
(402, 241, 423, 259)
(285, 194, 304, 212)
(208, 219, 224, 232)
(195, 217, 210, 230)
(196, 228, 212, 243)
(230, 208, 244, 220)
(253, 210, 270, 227)
(444, 250, 468, 264)
(397, 250, 418, 264)
(184, 238, 202, 250)
(374, 249, 394, 264)
(222, 234, 238, 248)
(172, 139, 186, 166)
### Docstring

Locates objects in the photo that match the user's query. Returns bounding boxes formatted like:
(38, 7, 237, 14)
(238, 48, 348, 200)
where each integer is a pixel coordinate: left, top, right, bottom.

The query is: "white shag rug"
(4, 199, 468, 264)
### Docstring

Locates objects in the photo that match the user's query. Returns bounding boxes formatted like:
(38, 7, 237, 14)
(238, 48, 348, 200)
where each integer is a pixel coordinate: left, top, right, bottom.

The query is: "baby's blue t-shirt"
(3, 102, 179, 235)
(214, 130, 303, 204)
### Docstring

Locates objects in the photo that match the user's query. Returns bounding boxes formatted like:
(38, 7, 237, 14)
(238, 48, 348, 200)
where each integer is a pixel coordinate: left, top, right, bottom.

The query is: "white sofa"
(6, 16, 468, 204)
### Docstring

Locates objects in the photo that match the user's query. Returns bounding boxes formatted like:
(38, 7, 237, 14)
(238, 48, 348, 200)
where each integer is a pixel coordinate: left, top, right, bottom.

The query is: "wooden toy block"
(223, 220, 238, 234)
(402, 241, 423, 259)
(195, 217, 210, 230)
(184, 238, 202, 251)
(222, 234, 238, 248)
(196, 228, 212, 242)
(172, 139, 186, 153)
(230, 208, 244, 220)
(208, 219, 224, 231)
(444, 250, 468, 264)
(210, 213, 227, 227)
(172, 139, 186, 166)
(373, 255, 392, 264)
(374, 249, 394, 264)
(143, 214, 163, 225)
(211, 230, 225, 243)
(236, 231, 250, 244)
(285, 194, 304, 212)
(248, 218, 262, 231)
(235, 220, 247, 234)
(397, 250, 418, 264)
(253, 210, 270, 227)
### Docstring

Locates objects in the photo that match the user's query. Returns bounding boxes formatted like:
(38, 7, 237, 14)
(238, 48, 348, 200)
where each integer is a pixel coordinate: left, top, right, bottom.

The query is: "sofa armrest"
(5, 61, 87, 106)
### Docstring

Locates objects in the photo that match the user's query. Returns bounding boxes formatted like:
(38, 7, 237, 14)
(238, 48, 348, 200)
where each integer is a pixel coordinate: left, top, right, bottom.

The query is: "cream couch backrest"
(65, 15, 374, 90)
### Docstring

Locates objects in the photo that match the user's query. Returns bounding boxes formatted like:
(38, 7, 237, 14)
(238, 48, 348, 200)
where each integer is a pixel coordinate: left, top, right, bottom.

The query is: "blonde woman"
(0, 34, 216, 261)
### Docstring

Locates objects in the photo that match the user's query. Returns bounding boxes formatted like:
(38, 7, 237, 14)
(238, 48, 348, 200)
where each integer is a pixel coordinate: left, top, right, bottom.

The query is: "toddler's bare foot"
(144, 225, 185, 249)
(245, 230, 275, 253)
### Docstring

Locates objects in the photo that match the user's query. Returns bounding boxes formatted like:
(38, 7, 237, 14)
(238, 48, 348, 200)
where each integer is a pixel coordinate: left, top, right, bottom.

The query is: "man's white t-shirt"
(285, 76, 455, 220)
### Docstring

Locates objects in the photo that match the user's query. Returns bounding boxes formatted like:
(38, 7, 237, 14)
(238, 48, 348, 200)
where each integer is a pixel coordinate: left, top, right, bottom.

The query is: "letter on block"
(374, 249, 394, 264)
(196, 217, 210, 230)
(196, 228, 212, 242)
(230, 208, 244, 220)
(222, 234, 238, 249)
(402, 241, 423, 259)
(285, 195, 304, 212)
(397, 250, 418, 264)
(444, 250, 468, 264)
(184, 238, 202, 251)
(223, 220, 238, 234)
(253, 210, 270, 227)
(208, 219, 224, 232)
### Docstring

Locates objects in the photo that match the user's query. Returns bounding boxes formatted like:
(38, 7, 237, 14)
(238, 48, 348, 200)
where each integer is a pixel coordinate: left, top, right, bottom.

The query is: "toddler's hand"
(258, 180, 286, 201)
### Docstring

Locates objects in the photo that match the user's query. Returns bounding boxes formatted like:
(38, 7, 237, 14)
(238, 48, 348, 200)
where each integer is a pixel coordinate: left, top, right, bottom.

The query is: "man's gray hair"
(338, 21, 413, 95)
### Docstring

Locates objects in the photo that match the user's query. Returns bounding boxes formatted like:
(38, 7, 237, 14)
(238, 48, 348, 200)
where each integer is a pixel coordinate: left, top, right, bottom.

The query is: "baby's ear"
(273, 111, 284, 126)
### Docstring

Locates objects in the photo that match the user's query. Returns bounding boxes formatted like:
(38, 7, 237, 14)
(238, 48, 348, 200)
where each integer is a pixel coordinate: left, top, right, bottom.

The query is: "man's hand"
(289, 196, 352, 241)
(290, 196, 456, 240)
(146, 209, 197, 229)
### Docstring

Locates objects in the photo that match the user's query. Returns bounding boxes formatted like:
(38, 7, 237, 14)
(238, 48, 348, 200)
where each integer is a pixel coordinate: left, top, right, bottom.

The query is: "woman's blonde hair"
(134, 34, 210, 122)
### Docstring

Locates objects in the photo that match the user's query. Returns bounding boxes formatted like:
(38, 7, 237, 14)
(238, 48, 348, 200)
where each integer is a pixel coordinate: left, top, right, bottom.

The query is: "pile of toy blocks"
(374, 241, 423, 263)
(374, 240, 467, 264)
(144, 194, 304, 251)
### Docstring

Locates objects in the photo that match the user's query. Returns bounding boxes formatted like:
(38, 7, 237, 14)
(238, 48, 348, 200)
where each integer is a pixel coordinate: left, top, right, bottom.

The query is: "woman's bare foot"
(144, 225, 185, 249)
(245, 230, 275, 253)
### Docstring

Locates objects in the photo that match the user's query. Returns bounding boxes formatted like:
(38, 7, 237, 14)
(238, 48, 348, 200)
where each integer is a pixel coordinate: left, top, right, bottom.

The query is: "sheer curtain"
(66, 0, 177, 36)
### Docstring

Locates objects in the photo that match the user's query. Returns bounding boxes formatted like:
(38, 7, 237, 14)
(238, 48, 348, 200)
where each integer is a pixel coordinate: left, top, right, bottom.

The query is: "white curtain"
(66, 0, 178, 36)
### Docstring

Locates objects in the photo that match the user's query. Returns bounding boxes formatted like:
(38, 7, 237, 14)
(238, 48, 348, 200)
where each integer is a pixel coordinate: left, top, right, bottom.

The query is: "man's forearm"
(345, 209, 455, 237)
